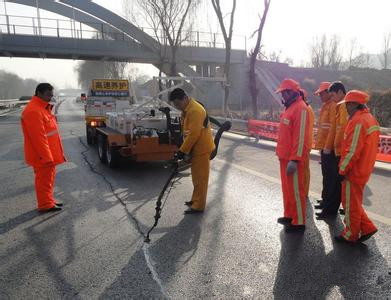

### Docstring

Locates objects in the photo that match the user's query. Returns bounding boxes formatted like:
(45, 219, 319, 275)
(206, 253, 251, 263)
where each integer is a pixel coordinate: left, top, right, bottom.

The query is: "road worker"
(335, 90, 379, 243)
(316, 81, 347, 219)
(21, 83, 66, 212)
(299, 88, 314, 200)
(169, 88, 215, 214)
(312, 82, 338, 216)
(275, 79, 311, 233)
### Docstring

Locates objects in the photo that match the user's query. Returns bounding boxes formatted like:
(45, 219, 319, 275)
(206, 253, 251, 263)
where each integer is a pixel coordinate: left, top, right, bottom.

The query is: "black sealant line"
(70, 130, 144, 237)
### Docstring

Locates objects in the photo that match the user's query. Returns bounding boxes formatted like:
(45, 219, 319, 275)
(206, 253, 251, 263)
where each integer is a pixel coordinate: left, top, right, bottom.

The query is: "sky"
(1, 0, 391, 88)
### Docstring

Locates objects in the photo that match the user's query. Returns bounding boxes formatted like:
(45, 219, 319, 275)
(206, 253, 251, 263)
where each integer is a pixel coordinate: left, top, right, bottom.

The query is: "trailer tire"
(106, 144, 120, 168)
(97, 134, 107, 164)
(86, 125, 94, 145)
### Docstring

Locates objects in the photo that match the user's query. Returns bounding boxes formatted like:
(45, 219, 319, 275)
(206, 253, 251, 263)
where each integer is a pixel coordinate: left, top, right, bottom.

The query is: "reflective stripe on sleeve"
(340, 124, 362, 172)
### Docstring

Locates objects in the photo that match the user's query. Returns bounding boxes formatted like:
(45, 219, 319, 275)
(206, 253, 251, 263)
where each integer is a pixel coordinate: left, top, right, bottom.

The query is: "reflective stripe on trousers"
(279, 159, 306, 225)
(341, 180, 377, 241)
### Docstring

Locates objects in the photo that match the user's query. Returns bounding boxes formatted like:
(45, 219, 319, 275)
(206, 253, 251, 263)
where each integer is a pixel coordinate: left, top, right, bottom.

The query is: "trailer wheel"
(97, 134, 107, 163)
(106, 144, 120, 168)
(86, 125, 94, 145)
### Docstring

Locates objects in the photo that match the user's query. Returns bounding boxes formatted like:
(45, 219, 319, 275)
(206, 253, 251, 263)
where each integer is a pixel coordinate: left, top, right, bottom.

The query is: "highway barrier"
(248, 119, 391, 163)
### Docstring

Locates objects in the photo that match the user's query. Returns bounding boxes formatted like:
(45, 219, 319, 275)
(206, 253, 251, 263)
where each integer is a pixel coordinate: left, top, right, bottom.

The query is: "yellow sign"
(92, 79, 129, 91)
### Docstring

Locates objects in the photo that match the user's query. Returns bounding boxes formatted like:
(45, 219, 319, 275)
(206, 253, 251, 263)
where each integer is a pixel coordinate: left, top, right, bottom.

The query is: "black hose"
(210, 117, 232, 160)
(144, 162, 179, 243)
(144, 116, 231, 243)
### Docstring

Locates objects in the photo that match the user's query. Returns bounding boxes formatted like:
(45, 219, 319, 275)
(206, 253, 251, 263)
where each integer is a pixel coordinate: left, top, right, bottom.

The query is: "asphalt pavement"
(0, 97, 390, 299)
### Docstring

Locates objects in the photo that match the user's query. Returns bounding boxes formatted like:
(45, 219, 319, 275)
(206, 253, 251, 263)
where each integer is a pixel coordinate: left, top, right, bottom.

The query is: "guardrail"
(247, 119, 391, 163)
(213, 117, 391, 164)
(0, 99, 29, 109)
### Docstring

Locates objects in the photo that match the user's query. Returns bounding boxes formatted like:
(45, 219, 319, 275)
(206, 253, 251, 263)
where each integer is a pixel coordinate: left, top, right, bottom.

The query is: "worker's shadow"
(273, 201, 391, 298)
(273, 202, 330, 298)
(322, 217, 391, 297)
(101, 215, 202, 298)
(0, 209, 39, 235)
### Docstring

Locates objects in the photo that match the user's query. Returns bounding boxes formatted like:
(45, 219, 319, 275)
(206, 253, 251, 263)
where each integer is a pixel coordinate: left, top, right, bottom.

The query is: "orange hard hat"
(339, 90, 369, 105)
(314, 82, 331, 95)
(275, 78, 300, 93)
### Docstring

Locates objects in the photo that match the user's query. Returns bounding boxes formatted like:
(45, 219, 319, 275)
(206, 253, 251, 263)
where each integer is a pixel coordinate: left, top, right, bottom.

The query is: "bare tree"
(74, 61, 128, 90)
(378, 32, 391, 69)
(0, 70, 39, 99)
(123, 0, 199, 82)
(310, 34, 342, 70)
(211, 0, 237, 115)
(248, 0, 271, 119)
(310, 34, 328, 69)
(327, 35, 343, 70)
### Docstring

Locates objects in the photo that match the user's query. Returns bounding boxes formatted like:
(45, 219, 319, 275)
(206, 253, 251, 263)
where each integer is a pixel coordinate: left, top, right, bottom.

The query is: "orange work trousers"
(341, 180, 377, 241)
(279, 159, 306, 225)
(303, 157, 310, 198)
(33, 164, 56, 210)
(190, 153, 211, 211)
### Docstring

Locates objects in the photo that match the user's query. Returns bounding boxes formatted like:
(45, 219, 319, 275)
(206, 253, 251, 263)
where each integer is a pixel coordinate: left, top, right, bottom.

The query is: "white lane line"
(142, 243, 168, 298)
(215, 158, 391, 226)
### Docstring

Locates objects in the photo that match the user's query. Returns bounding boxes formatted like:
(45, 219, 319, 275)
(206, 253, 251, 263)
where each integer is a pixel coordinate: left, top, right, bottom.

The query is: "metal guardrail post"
(5, 15, 10, 34)
(101, 23, 104, 40)
(56, 19, 60, 37)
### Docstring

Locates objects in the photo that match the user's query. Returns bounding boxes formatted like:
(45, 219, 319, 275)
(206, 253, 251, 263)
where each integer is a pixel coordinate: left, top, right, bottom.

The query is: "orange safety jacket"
(21, 96, 66, 167)
(180, 98, 215, 156)
(276, 97, 310, 161)
(334, 102, 348, 156)
(315, 100, 336, 150)
(339, 108, 380, 184)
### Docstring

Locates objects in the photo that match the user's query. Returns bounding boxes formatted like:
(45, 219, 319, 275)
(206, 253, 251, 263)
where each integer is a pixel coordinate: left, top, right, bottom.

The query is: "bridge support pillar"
(209, 64, 216, 77)
(202, 64, 209, 77)
(196, 65, 202, 76)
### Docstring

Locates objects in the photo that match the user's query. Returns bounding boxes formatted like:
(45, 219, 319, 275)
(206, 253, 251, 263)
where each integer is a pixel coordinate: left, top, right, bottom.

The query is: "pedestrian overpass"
(0, 0, 247, 77)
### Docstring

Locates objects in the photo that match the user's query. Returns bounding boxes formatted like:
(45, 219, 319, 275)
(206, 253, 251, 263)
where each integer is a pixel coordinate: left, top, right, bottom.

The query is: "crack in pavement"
(69, 130, 169, 298)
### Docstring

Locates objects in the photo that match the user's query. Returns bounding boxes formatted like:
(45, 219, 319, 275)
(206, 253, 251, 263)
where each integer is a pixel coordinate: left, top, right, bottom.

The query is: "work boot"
(334, 235, 355, 244)
(277, 217, 292, 225)
(184, 208, 203, 215)
(316, 211, 337, 220)
(358, 229, 378, 243)
(285, 224, 305, 233)
(39, 204, 62, 213)
(184, 201, 193, 207)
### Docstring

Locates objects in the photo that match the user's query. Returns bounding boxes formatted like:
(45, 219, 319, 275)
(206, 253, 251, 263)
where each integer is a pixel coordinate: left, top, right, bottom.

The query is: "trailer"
(95, 98, 182, 168)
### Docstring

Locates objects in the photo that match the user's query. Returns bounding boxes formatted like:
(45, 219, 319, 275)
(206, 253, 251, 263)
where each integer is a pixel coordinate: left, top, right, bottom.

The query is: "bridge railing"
(0, 99, 29, 109)
(0, 14, 246, 50)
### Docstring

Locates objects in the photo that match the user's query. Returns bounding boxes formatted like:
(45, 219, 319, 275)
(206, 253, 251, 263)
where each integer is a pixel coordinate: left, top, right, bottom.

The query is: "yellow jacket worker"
(169, 88, 215, 214)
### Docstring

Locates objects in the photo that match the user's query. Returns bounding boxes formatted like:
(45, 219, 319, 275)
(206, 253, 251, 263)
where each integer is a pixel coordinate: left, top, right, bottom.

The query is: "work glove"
(286, 160, 298, 175)
(175, 151, 185, 160)
(337, 173, 345, 182)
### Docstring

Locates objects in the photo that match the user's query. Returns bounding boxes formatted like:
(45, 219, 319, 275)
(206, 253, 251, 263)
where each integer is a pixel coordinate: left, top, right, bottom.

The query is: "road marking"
(215, 158, 391, 226)
(142, 244, 168, 298)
